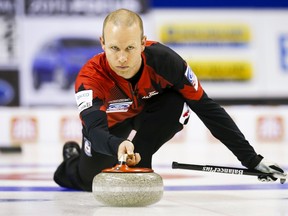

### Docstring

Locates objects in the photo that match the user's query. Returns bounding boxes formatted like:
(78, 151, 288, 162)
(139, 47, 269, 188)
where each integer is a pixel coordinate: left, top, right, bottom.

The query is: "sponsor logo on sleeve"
(75, 90, 93, 112)
(185, 65, 198, 91)
(84, 137, 92, 157)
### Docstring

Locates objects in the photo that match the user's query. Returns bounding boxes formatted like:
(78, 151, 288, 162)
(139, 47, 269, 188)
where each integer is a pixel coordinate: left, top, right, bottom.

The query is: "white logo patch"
(84, 137, 92, 157)
(75, 90, 93, 113)
(106, 101, 133, 113)
(185, 66, 198, 91)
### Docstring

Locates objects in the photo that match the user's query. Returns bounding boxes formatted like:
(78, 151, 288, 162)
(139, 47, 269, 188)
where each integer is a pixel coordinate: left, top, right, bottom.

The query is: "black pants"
(54, 90, 189, 191)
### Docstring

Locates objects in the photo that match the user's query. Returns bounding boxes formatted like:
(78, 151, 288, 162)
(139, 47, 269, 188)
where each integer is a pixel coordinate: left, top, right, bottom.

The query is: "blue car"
(32, 36, 102, 90)
(0, 79, 15, 105)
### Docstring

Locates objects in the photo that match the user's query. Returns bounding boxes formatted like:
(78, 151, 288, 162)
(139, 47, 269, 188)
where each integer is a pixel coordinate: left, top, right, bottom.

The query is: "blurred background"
(0, 0, 287, 154)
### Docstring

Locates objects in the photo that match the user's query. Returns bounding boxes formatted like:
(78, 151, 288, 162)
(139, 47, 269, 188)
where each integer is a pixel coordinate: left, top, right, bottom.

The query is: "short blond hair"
(102, 8, 144, 40)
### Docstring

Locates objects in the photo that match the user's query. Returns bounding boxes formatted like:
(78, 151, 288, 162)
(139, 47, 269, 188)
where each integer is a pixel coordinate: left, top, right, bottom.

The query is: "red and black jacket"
(75, 41, 261, 169)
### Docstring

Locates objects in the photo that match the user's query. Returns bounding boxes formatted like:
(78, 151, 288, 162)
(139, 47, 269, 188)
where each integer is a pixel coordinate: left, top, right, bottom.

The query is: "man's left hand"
(255, 158, 287, 183)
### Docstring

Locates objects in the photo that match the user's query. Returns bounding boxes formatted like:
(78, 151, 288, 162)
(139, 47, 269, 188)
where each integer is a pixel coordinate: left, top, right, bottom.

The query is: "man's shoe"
(63, 141, 80, 160)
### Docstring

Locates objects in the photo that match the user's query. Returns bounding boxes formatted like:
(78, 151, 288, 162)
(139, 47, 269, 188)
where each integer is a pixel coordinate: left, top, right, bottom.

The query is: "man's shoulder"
(86, 52, 106, 67)
(145, 40, 158, 47)
(145, 41, 179, 58)
(144, 41, 184, 67)
(76, 52, 111, 84)
(145, 40, 168, 51)
(75, 52, 112, 93)
(80, 52, 107, 74)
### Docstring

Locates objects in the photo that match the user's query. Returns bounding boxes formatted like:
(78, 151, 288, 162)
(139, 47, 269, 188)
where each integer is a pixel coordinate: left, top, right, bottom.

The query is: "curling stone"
(92, 156, 163, 207)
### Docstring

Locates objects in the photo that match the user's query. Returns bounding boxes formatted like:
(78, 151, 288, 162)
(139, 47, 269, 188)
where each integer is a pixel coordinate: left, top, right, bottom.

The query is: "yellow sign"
(160, 23, 251, 45)
(188, 60, 253, 81)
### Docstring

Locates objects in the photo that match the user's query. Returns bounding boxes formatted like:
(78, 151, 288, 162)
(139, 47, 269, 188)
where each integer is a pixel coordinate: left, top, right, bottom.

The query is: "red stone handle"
(102, 163, 154, 173)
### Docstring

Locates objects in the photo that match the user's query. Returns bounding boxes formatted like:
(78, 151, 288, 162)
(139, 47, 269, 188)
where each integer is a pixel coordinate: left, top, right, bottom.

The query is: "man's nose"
(118, 51, 127, 63)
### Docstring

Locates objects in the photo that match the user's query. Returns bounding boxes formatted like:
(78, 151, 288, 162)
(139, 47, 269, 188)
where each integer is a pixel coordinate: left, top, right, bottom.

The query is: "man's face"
(100, 22, 146, 79)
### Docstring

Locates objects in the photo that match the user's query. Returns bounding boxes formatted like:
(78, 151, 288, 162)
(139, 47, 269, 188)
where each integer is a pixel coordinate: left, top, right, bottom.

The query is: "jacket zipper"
(128, 82, 138, 109)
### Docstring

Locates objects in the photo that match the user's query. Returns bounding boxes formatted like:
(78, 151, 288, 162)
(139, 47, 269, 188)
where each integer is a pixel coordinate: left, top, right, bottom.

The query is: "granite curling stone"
(92, 159, 163, 207)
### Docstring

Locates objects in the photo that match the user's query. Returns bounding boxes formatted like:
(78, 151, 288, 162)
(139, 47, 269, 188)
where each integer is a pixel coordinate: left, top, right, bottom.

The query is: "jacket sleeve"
(80, 103, 125, 156)
(74, 63, 125, 156)
(188, 91, 262, 169)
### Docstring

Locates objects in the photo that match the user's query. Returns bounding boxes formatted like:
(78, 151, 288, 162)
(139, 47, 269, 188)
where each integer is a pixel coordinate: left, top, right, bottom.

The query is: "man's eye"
(127, 46, 134, 50)
(111, 46, 119, 51)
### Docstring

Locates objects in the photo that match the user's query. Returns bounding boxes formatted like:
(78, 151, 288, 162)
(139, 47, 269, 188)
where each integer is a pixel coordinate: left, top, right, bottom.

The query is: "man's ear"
(100, 36, 105, 50)
(141, 36, 147, 51)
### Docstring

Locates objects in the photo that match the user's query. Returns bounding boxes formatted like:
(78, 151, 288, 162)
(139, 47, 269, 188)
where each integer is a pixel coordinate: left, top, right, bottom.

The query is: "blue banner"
(150, 0, 288, 8)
